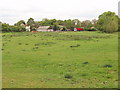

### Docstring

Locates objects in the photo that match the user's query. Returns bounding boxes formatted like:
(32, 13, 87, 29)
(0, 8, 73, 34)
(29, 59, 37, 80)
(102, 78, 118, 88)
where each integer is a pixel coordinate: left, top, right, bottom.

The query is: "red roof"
(76, 28, 83, 31)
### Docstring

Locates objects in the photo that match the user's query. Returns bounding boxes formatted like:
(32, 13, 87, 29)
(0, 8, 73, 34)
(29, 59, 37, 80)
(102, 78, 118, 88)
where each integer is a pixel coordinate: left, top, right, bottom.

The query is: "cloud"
(0, 0, 119, 25)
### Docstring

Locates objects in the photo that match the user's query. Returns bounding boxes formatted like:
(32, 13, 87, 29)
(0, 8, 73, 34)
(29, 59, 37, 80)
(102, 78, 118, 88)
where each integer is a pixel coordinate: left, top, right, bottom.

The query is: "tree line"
(0, 11, 119, 33)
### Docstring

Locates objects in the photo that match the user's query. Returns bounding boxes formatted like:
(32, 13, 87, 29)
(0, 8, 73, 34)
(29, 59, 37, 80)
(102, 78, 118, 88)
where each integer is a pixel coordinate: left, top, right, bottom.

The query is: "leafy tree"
(18, 26, 26, 32)
(38, 19, 80, 30)
(63, 19, 75, 29)
(73, 19, 81, 27)
(39, 19, 57, 26)
(56, 20, 64, 25)
(0, 22, 2, 32)
(81, 20, 92, 27)
(53, 24, 59, 31)
(92, 19, 97, 27)
(27, 18, 35, 25)
(9, 25, 26, 32)
(118, 18, 120, 31)
(97, 11, 118, 33)
(34, 21, 40, 28)
(27, 18, 35, 31)
(81, 20, 92, 30)
(2, 23, 26, 32)
(14, 20, 26, 32)
(15, 20, 25, 26)
(2, 23, 10, 32)
(9, 26, 18, 32)
(61, 27, 67, 31)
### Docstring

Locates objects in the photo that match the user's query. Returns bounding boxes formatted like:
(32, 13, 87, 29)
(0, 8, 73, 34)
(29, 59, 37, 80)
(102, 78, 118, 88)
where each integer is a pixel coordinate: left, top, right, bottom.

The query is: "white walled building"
(37, 26, 53, 32)
(26, 26, 31, 32)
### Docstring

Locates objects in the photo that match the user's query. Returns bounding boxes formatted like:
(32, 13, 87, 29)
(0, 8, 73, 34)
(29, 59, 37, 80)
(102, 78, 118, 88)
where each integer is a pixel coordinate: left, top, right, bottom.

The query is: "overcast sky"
(0, 0, 119, 25)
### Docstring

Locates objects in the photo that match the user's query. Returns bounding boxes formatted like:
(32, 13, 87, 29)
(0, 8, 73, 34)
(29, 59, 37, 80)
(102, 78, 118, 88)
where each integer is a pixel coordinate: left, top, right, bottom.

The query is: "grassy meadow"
(2, 31, 118, 88)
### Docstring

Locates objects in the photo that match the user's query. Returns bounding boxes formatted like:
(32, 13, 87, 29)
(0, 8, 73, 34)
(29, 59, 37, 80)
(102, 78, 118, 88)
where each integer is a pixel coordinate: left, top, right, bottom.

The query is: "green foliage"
(118, 18, 120, 31)
(61, 27, 67, 31)
(38, 19, 77, 30)
(14, 20, 25, 26)
(2, 23, 10, 32)
(9, 25, 26, 32)
(27, 18, 36, 31)
(0, 21, 2, 32)
(64, 74, 73, 79)
(39, 19, 57, 26)
(57, 20, 64, 25)
(53, 24, 59, 31)
(92, 19, 98, 27)
(27, 18, 35, 26)
(2, 23, 26, 32)
(103, 64, 112, 68)
(63, 19, 75, 29)
(73, 19, 81, 26)
(81, 20, 92, 28)
(97, 11, 118, 33)
(88, 28, 96, 31)
(1, 11, 119, 32)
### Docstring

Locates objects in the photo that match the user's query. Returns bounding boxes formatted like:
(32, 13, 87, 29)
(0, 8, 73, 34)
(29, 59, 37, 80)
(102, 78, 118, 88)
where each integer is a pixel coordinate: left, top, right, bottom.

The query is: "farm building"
(26, 25, 31, 32)
(74, 28, 83, 31)
(37, 26, 53, 32)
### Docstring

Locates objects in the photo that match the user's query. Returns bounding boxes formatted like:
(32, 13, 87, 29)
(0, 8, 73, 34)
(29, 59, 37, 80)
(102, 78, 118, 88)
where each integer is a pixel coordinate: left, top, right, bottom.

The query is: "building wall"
(26, 26, 30, 32)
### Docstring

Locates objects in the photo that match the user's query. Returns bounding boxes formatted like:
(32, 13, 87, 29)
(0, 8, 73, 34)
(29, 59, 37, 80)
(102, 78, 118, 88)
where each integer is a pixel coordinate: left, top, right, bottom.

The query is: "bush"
(118, 25, 120, 32)
(53, 24, 60, 31)
(88, 28, 96, 31)
(82, 62, 89, 64)
(103, 64, 112, 68)
(2, 23, 10, 32)
(64, 74, 73, 79)
(2, 23, 26, 32)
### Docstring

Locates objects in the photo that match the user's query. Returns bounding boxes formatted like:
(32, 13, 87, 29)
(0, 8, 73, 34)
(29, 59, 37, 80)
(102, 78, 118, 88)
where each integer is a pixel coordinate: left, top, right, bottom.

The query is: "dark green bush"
(64, 74, 73, 79)
(103, 64, 112, 68)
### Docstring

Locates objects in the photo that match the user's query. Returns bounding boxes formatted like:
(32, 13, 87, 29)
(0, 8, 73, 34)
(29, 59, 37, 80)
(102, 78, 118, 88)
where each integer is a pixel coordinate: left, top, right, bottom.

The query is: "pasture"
(2, 31, 118, 88)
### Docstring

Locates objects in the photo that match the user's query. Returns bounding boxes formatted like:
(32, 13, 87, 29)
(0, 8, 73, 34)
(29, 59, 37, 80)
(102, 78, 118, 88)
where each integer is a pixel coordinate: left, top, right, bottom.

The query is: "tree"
(97, 11, 118, 33)
(63, 19, 75, 29)
(81, 20, 92, 30)
(92, 19, 97, 27)
(34, 21, 40, 28)
(73, 19, 81, 27)
(15, 20, 25, 26)
(27, 18, 35, 31)
(0, 22, 2, 32)
(2, 23, 26, 32)
(56, 20, 64, 25)
(14, 20, 26, 32)
(27, 18, 35, 25)
(81, 20, 92, 27)
(118, 18, 120, 31)
(39, 19, 57, 26)
(2, 23, 10, 32)
(53, 24, 59, 31)
(9, 25, 26, 32)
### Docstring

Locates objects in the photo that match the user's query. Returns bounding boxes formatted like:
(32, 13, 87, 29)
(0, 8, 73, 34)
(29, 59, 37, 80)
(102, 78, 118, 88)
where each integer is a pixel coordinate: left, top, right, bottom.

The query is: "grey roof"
(37, 26, 50, 30)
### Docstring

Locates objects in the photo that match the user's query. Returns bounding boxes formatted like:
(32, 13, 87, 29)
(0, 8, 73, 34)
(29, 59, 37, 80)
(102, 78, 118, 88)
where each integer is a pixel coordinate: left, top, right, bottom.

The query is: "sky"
(0, 0, 119, 25)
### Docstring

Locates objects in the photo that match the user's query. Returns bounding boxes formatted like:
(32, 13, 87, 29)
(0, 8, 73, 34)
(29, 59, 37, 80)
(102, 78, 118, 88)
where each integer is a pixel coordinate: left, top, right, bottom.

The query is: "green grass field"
(2, 31, 118, 88)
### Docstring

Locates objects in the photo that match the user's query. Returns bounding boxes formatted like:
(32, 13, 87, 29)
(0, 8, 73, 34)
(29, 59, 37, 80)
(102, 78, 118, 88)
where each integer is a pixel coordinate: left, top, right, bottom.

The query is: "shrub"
(18, 43, 22, 45)
(81, 74, 87, 76)
(103, 64, 112, 68)
(82, 62, 89, 64)
(64, 74, 73, 79)
(88, 28, 96, 31)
